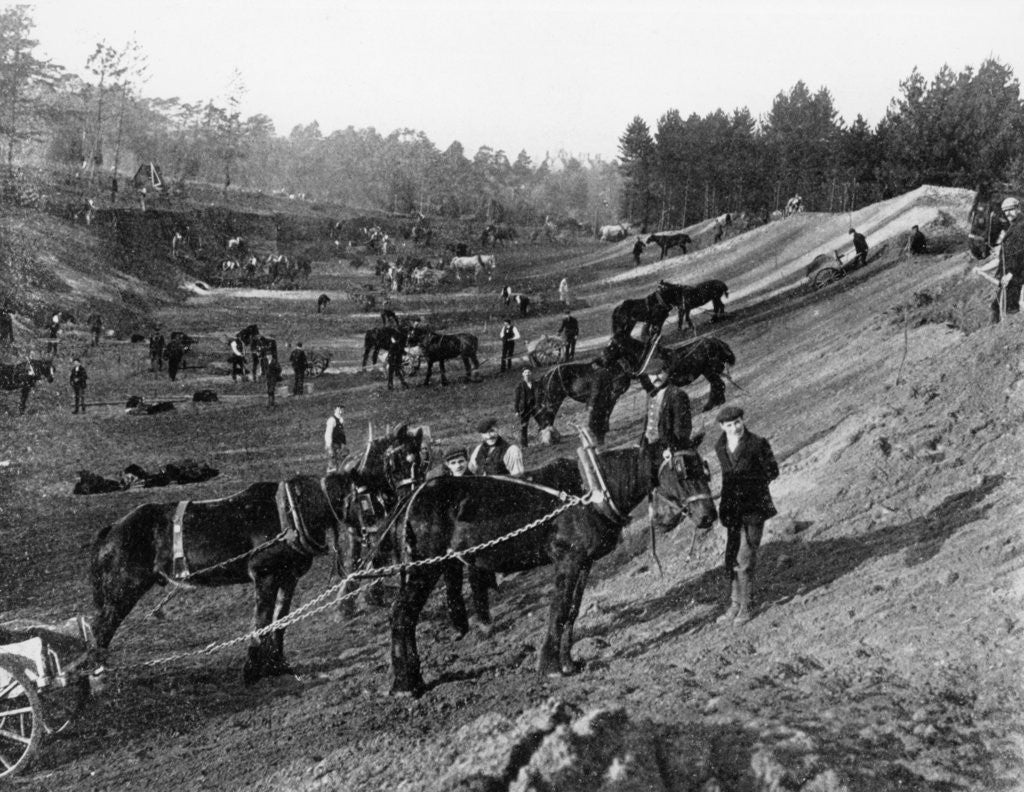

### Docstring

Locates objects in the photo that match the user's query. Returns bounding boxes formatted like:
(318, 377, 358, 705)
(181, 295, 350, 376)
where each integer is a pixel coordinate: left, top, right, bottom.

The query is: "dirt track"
(2, 186, 1023, 791)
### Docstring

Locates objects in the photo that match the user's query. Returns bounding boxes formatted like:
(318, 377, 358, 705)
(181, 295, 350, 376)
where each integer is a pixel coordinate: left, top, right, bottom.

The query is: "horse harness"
(658, 450, 715, 507)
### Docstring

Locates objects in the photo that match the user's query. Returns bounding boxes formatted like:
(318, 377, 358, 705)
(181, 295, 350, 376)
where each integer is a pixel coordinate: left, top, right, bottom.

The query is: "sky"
(24, 0, 1024, 163)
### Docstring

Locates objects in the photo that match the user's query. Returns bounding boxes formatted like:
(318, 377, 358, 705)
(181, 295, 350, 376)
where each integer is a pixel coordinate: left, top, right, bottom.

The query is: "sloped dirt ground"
(1, 186, 1023, 791)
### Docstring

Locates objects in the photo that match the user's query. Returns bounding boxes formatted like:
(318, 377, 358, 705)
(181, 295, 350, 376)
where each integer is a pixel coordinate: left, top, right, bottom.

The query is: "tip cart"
(0, 617, 98, 779)
(527, 334, 565, 367)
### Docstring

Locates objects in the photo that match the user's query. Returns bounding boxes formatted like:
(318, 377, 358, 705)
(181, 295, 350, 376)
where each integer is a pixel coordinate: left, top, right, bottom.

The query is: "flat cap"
(476, 417, 498, 433)
(716, 405, 745, 422)
(444, 447, 468, 462)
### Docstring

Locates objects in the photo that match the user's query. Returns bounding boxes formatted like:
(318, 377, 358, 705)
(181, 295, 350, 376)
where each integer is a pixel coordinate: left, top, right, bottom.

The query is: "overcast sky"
(26, 0, 1024, 162)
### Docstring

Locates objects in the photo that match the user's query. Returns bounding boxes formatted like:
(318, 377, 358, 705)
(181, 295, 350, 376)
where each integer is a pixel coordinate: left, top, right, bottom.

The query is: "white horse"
(449, 255, 496, 282)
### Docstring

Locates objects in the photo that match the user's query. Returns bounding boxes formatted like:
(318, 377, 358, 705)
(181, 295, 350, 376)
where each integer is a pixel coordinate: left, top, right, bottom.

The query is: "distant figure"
(632, 236, 645, 267)
(0, 306, 14, 345)
(558, 277, 570, 308)
(316, 293, 331, 313)
(558, 310, 579, 361)
(139, 187, 147, 211)
(713, 221, 724, 243)
(324, 405, 347, 471)
(385, 328, 409, 391)
(909, 225, 927, 255)
(88, 312, 103, 346)
(109, 172, 118, 204)
(513, 367, 538, 448)
(381, 308, 398, 328)
(980, 197, 1024, 323)
(46, 316, 60, 356)
(149, 331, 166, 371)
(289, 342, 307, 395)
(228, 336, 247, 382)
(248, 334, 262, 381)
(171, 230, 184, 258)
(499, 319, 520, 373)
(265, 352, 282, 408)
(849, 228, 869, 268)
(165, 335, 185, 381)
(69, 358, 88, 414)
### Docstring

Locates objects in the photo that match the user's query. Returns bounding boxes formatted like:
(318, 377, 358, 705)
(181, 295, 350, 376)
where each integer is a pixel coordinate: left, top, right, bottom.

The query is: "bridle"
(659, 449, 715, 507)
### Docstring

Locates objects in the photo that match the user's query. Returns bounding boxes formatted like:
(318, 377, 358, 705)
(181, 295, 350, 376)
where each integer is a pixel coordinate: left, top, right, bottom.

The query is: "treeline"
(2, 6, 1022, 229)
(620, 59, 1024, 229)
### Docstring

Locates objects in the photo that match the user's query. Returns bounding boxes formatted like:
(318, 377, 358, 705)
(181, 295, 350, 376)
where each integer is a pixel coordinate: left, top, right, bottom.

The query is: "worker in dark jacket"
(165, 336, 185, 381)
(265, 352, 282, 408)
(558, 310, 579, 361)
(714, 405, 779, 627)
(385, 328, 409, 391)
(639, 357, 692, 453)
(513, 367, 538, 447)
(289, 342, 307, 395)
(632, 236, 645, 266)
(69, 358, 88, 413)
(849, 228, 869, 268)
(909, 225, 927, 255)
(149, 331, 165, 371)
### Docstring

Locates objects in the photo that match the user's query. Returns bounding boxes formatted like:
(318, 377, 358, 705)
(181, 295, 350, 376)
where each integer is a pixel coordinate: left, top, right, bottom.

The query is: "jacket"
(69, 365, 88, 388)
(514, 380, 536, 417)
(641, 379, 692, 453)
(715, 430, 779, 528)
(289, 348, 307, 370)
(558, 316, 579, 337)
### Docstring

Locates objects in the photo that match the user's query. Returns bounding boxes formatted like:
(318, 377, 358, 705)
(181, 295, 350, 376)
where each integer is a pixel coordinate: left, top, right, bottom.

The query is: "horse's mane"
(599, 444, 654, 509)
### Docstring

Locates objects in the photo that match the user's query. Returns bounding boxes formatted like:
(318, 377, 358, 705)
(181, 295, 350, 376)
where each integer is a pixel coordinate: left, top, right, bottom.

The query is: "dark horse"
(604, 331, 735, 412)
(676, 279, 730, 331)
(90, 427, 426, 682)
(363, 316, 412, 369)
(406, 326, 480, 385)
(647, 232, 692, 259)
(0, 358, 55, 413)
(611, 281, 687, 338)
(968, 182, 1011, 260)
(389, 438, 717, 695)
(533, 358, 632, 443)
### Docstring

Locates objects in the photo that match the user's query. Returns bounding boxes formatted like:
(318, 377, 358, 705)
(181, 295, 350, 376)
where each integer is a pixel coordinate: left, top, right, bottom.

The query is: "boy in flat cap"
(469, 417, 524, 477)
(442, 447, 471, 477)
(714, 405, 779, 626)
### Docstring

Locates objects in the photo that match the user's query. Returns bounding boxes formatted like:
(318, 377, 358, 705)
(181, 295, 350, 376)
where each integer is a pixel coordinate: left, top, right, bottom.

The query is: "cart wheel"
(813, 268, 842, 289)
(533, 347, 561, 367)
(0, 657, 43, 778)
(38, 676, 90, 735)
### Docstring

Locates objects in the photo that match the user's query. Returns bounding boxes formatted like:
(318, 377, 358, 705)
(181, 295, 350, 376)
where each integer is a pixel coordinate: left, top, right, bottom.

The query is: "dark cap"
(716, 405, 744, 422)
(476, 417, 498, 433)
(444, 447, 468, 462)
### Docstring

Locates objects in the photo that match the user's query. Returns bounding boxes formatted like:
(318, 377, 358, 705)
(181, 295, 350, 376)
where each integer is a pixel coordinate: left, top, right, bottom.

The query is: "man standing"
(317, 294, 331, 314)
(165, 335, 185, 381)
(229, 336, 247, 382)
(249, 335, 263, 381)
(69, 358, 88, 414)
(632, 236, 645, 267)
(324, 405, 348, 471)
(385, 328, 409, 391)
(289, 342, 307, 395)
(558, 277, 570, 308)
(640, 357, 692, 453)
(558, 310, 579, 361)
(149, 330, 165, 371)
(714, 405, 779, 627)
(849, 228, 869, 268)
(513, 367, 538, 448)
(47, 314, 60, 357)
(909, 225, 927, 255)
(88, 313, 103, 346)
(499, 319, 520, 373)
(265, 352, 282, 408)
(980, 197, 1024, 323)
(0, 306, 13, 345)
(469, 417, 524, 477)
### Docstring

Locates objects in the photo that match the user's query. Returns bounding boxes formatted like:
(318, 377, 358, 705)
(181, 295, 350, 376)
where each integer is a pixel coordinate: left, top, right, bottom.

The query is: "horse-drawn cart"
(0, 618, 97, 779)
(527, 334, 565, 367)
(804, 250, 849, 289)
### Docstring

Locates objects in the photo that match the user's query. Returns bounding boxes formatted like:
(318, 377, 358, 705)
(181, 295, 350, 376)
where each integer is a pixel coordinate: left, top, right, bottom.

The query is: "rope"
(108, 491, 590, 672)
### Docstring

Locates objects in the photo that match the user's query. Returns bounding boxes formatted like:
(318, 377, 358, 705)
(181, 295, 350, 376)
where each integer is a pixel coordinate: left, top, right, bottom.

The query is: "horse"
(500, 286, 531, 316)
(646, 232, 692, 259)
(603, 331, 735, 412)
(599, 223, 630, 242)
(388, 437, 717, 695)
(968, 183, 1011, 260)
(89, 427, 426, 683)
(610, 281, 686, 338)
(0, 359, 55, 413)
(362, 327, 393, 368)
(406, 326, 480, 385)
(677, 279, 729, 330)
(449, 255, 496, 282)
(533, 356, 633, 444)
(481, 224, 517, 248)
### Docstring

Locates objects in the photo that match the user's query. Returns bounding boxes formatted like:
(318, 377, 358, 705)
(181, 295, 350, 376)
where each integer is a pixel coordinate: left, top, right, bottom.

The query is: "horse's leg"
(538, 552, 583, 676)
(461, 354, 472, 380)
(422, 360, 434, 386)
(267, 563, 307, 675)
(713, 296, 725, 316)
(20, 385, 29, 413)
(442, 562, 470, 637)
(703, 372, 727, 412)
(390, 565, 443, 695)
(439, 358, 448, 386)
(244, 570, 281, 684)
(559, 561, 592, 674)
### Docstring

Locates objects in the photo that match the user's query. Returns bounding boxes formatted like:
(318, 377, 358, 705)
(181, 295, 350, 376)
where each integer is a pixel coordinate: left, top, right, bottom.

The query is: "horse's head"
(657, 280, 685, 307)
(382, 424, 428, 498)
(600, 332, 650, 375)
(32, 359, 55, 383)
(650, 435, 717, 533)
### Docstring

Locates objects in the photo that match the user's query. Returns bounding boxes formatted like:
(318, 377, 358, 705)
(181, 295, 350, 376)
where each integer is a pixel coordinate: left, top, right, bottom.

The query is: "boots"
(733, 571, 753, 625)
(716, 578, 740, 624)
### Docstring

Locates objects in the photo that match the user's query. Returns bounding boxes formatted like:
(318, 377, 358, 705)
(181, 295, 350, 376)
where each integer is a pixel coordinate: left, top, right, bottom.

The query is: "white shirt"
(469, 442, 525, 476)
